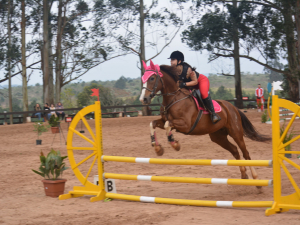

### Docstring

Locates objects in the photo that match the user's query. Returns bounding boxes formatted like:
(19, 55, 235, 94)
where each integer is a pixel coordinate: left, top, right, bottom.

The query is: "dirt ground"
(1, 109, 300, 225)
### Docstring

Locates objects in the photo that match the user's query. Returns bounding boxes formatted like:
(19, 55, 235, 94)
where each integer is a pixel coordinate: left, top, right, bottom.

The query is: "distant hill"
(0, 72, 275, 109)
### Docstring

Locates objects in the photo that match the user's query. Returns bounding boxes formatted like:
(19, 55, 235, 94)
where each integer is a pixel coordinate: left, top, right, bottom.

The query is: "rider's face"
(170, 58, 178, 66)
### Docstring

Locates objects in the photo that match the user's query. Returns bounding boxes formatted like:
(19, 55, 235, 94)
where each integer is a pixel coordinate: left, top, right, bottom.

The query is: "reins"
(142, 69, 193, 120)
(143, 68, 202, 134)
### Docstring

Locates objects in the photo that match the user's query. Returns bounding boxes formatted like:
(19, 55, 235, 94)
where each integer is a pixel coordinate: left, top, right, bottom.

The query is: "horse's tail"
(237, 109, 271, 142)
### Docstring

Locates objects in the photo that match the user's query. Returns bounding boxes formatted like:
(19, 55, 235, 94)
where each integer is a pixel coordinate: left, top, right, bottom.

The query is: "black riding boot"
(202, 94, 221, 124)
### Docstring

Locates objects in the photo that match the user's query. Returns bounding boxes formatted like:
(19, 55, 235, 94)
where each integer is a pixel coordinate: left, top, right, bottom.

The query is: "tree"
(53, 0, 134, 103)
(12, 97, 22, 112)
(77, 83, 123, 108)
(94, 0, 184, 115)
(2, 0, 21, 123)
(188, 0, 300, 102)
(21, 0, 29, 119)
(94, 0, 184, 79)
(114, 76, 127, 89)
(60, 88, 76, 108)
(182, 1, 257, 108)
(29, 99, 37, 110)
(244, 0, 299, 101)
(264, 60, 284, 82)
(210, 86, 234, 100)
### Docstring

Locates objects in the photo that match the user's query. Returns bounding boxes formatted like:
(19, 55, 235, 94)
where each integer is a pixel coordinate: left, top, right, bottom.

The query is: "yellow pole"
(91, 101, 106, 202)
(104, 173, 272, 186)
(106, 193, 273, 208)
(102, 156, 272, 167)
(266, 95, 281, 216)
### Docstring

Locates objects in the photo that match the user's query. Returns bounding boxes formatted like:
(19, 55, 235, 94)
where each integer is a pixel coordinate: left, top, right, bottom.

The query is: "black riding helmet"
(168, 51, 184, 62)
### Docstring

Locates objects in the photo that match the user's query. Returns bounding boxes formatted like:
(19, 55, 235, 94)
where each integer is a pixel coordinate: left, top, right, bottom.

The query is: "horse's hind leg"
(150, 119, 165, 156)
(164, 121, 180, 151)
(209, 129, 249, 179)
(229, 131, 259, 184)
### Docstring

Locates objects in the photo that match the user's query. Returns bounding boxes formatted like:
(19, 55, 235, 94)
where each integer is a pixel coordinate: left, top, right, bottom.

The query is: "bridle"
(142, 66, 202, 135)
(142, 68, 191, 116)
(142, 69, 180, 98)
(142, 69, 165, 98)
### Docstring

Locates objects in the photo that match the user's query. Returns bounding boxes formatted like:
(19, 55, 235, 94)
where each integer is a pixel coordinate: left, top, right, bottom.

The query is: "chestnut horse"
(139, 61, 270, 183)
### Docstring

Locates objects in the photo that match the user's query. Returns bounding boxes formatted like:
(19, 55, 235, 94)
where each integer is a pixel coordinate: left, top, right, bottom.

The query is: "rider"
(169, 50, 221, 124)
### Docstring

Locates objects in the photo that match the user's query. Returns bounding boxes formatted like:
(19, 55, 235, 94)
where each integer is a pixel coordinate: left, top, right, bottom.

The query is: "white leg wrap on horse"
(164, 121, 171, 136)
(249, 166, 258, 179)
(150, 122, 155, 136)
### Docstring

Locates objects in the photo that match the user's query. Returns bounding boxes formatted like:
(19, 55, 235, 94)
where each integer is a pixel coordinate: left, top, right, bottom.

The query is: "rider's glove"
(179, 82, 186, 89)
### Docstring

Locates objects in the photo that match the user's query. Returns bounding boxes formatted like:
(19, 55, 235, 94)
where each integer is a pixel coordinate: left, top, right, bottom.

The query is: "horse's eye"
(150, 77, 155, 81)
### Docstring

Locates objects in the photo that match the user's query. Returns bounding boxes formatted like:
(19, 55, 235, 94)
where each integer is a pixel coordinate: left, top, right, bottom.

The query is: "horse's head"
(139, 60, 164, 105)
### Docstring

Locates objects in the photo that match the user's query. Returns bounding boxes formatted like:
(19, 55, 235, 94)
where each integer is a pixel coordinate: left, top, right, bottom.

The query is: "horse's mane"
(160, 65, 179, 82)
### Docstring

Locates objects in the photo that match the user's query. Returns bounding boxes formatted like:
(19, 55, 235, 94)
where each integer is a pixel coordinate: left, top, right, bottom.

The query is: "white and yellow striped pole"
(102, 156, 272, 167)
(106, 193, 273, 208)
(104, 173, 272, 187)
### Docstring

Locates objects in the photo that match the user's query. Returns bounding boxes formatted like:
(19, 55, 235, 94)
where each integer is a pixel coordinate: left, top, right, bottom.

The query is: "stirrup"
(211, 113, 221, 124)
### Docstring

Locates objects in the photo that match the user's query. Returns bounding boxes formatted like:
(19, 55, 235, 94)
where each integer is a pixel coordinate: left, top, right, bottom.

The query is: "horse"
(139, 60, 271, 183)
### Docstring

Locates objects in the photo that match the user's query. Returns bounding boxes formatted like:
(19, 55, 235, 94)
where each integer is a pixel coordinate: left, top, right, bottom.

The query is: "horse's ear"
(150, 60, 155, 69)
(142, 61, 147, 70)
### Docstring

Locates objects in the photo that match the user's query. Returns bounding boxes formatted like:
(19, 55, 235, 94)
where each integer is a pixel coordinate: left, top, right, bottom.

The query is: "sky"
(0, 0, 270, 87)
(2, 37, 267, 87)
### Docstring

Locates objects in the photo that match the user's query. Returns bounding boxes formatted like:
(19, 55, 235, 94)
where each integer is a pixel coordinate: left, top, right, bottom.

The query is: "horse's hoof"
(170, 141, 180, 151)
(241, 174, 249, 179)
(256, 186, 263, 191)
(155, 145, 164, 156)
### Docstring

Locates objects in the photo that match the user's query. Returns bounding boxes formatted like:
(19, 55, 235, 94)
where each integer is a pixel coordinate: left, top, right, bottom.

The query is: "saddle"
(192, 90, 205, 109)
(191, 90, 222, 114)
(186, 90, 222, 135)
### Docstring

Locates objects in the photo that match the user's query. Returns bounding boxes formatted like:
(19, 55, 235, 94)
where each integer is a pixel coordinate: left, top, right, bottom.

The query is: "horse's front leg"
(164, 121, 180, 151)
(150, 119, 165, 156)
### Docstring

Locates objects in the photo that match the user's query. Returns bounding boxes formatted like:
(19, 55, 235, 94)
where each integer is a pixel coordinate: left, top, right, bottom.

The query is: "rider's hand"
(179, 82, 186, 89)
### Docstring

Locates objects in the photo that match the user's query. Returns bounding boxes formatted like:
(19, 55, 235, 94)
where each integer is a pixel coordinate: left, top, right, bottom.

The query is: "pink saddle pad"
(192, 95, 222, 114)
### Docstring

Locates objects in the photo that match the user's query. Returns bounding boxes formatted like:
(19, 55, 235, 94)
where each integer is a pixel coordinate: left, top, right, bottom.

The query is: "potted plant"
(33, 121, 49, 145)
(257, 102, 262, 112)
(32, 149, 69, 197)
(48, 114, 60, 133)
(261, 110, 268, 123)
(280, 122, 295, 158)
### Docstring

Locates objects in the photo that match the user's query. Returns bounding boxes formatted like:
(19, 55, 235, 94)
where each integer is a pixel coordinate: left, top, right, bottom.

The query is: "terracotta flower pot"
(42, 179, 67, 197)
(51, 126, 59, 133)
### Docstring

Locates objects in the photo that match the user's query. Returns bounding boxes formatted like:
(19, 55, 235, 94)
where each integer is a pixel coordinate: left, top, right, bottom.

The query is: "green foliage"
(278, 73, 292, 99)
(114, 76, 127, 89)
(1, 72, 278, 110)
(33, 121, 50, 139)
(29, 99, 38, 110)
(48, 115, 60, 127)
(210, 86, 234, 100)
(257, 102, 262, 108)
(280, 122, 295, 151)
(12, 97, 22, 112)
(261, 110, 268, 123)
(77, 83, 123, 107)
(61, 88, 77, 108)
(182, 2, 256, 52)
(32, 149, 69, 180)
